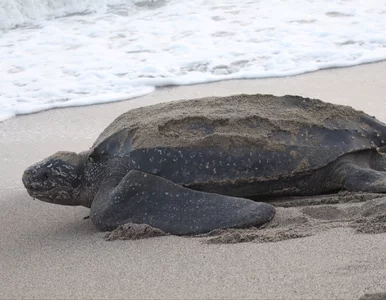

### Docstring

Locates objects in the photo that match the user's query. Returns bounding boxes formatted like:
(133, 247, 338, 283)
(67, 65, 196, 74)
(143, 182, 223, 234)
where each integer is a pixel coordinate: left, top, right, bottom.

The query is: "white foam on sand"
(1, 0, 386, 121)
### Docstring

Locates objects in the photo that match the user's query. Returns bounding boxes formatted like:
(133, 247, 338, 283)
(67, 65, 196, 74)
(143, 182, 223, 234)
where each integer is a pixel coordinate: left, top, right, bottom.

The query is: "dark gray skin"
(22, 151, 275, 234)
(22, 94, 386, 235)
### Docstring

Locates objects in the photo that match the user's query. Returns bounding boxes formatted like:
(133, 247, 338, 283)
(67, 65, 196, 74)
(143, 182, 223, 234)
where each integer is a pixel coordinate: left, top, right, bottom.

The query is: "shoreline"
(1, 62, 386, 299)
(2, 60, 386, 125)
(2, 59, 386, 123)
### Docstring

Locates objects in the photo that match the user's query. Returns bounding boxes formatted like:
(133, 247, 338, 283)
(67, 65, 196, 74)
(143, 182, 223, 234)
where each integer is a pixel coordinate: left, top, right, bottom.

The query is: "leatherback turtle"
(22, 94, 386, 235)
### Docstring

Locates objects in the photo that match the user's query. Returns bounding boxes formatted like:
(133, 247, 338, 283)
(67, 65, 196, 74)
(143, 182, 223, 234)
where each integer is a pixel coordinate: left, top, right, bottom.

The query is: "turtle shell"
(90, 94, 386, 183)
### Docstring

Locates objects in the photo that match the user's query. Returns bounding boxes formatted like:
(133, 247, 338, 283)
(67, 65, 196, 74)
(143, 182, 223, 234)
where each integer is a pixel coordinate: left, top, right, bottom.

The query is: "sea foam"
(1, 0, 386, 121)
(0, 0, 129, 30)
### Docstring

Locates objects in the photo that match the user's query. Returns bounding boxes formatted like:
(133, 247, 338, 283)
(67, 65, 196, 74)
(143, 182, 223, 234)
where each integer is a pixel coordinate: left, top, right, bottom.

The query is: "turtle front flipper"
(90, 170, 275, 235)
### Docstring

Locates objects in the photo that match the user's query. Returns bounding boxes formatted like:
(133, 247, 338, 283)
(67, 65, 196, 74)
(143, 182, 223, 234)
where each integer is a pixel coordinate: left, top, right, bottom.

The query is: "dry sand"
(1, 62, 386, 299)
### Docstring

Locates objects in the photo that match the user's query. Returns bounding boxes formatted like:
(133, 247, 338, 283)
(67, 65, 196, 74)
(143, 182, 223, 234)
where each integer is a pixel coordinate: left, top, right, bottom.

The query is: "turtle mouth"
(23, 179, 58, 200)
(25, 185, 64, 204)
(23, 180, 55, 193)
(25, 185, 55, 198)
(27, 185, 55, 192)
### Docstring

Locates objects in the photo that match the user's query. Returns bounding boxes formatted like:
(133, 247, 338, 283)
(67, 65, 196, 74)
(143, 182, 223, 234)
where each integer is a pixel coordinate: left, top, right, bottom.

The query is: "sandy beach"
(1, 62, 386, 299)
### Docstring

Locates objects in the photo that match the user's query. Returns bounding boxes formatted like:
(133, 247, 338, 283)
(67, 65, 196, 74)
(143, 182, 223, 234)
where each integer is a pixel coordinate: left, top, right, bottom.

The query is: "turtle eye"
(88, 149, 101, 162)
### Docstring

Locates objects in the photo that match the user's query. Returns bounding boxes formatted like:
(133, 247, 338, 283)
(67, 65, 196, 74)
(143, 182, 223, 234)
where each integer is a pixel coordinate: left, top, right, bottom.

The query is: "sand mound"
(105, 223, 168, 241)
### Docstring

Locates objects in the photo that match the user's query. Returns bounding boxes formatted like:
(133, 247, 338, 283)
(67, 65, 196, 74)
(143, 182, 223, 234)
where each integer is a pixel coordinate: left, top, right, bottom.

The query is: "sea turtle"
(22, 94, 386, 235)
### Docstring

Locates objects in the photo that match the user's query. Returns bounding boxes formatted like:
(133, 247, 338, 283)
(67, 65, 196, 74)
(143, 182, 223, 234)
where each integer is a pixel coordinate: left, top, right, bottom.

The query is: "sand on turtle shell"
(92, 93, 369, 154)
(200, 192, 386, 244)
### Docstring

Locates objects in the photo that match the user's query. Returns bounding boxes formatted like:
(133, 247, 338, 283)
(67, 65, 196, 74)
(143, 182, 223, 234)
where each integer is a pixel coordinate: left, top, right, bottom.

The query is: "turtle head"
(22, 151, 90, 207)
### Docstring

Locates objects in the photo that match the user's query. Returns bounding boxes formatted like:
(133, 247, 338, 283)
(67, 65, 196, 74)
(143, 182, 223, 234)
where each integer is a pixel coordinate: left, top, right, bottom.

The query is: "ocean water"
(1, 0, 386, 122)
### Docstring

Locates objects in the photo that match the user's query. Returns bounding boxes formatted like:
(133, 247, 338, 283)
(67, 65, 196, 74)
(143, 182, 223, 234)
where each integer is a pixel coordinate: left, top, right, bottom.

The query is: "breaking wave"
(0, 0, 128, 29)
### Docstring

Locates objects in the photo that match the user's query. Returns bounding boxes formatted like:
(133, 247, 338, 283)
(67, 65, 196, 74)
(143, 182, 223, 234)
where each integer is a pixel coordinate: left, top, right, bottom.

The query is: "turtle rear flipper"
(341, 164, 386, 193)
(330, 151, 386, 193)
(90, 170, 275, 235)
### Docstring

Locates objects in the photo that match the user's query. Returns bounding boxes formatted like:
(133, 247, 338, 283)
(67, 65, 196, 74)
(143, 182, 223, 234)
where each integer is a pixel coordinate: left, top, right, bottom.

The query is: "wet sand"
(1, 62, 386, 299)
